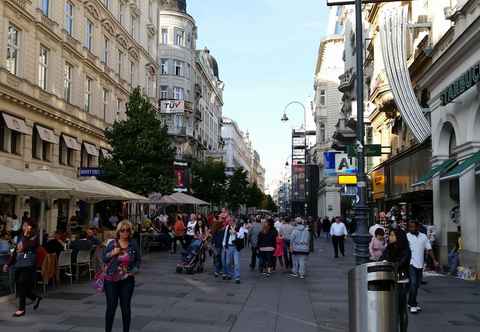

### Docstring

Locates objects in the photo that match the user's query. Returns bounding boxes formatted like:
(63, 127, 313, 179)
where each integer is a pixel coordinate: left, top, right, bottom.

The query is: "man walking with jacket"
(289, 218, 310, 279)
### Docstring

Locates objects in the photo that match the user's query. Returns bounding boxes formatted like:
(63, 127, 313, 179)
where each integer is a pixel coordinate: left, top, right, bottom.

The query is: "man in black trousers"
(329, 217, 348, 258)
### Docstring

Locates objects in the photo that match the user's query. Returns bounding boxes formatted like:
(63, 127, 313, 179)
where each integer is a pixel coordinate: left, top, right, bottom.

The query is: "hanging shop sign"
(347, 144, 382, 157)
(440, 63, 480, 106)
(79, 168, 104, 177)
(338, 175, 358, 185)
(160, 100, 185, 114)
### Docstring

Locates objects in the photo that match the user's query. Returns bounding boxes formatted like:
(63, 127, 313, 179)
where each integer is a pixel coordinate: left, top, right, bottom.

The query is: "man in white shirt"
(330, 217, 348, 258)
(407, 220, 438, 314)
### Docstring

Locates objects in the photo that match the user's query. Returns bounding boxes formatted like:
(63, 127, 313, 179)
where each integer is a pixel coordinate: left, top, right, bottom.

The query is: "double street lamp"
(281, 101, 309, 217)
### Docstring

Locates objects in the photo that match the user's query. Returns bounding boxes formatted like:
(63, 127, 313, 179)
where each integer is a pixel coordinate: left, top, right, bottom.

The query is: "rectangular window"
(130, 61, 136, 86)
(160, 86, 168, 100)
(147, 75, 154, 97)
(319, 89, 326, 106)
(116, 98, 122, 120)
(65, 2, 74, 35)
(84, 77, 92, 112)
(147, 36, 154, 55)
(130, 15, 136, 38)
(38, 46, 48, 90)
(104, 0, 111, 10)
(6, 24, 19, 76)
(103, 36, 109, 65)
(119, 3, 124, 25)
(148, 0, 153, 21)
(160, 59, 168, 75)
(41, 0, 49, 16)
(64, 63, 72, 103)
(102, 88, 109, 120)
(174, 60, 183, 77)
(10, 130, 21, 155)
(174, 29, 184, 46)
(117, 49, 123, 76)
(85, 19, 94, 51)
(173, 87, 184, 100)
(161, 28, 168, 44)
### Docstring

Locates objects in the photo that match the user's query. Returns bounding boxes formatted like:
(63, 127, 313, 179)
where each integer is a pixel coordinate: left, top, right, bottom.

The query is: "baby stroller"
(176, 239, 206, 274)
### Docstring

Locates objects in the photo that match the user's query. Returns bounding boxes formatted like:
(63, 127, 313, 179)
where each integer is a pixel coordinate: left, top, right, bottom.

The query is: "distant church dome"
(160, 0, 187, 13)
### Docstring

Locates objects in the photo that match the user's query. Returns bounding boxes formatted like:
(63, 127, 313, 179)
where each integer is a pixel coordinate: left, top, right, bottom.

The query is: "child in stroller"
(176, 218, 210, 274)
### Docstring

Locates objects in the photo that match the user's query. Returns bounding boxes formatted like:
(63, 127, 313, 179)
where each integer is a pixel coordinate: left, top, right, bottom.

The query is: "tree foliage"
(246, 182, 265, 208)
(100, 88, 175, 195)
(191, 158, 227, 207)
(225, 168, 249, 211)
(261, 194, 278, 212)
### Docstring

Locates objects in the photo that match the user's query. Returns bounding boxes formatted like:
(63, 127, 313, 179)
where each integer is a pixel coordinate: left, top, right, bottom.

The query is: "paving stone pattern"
(0, 237, 479, 331)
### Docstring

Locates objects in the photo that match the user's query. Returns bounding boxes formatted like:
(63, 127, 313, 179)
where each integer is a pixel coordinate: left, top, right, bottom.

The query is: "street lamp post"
(327, 0, 408, 265)
(281, 101, 308, 217)
(352, 0, 370, 265)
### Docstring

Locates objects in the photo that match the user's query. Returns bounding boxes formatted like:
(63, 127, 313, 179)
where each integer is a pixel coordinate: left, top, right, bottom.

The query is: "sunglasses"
(120, 228, 131, 233)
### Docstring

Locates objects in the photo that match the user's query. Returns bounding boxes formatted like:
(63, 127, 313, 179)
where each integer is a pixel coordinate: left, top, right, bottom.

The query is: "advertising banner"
(160, 100, 185, 114)
(323, 151, 337, 177)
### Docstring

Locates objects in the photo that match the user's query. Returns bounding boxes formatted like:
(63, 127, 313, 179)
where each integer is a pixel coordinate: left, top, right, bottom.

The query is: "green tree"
(261, 195, 278, 212)
(246, 182, 265, 208)
(226, 168, 249, 211)
(100, 88, 175, 195)
(191, 158, 227, 207)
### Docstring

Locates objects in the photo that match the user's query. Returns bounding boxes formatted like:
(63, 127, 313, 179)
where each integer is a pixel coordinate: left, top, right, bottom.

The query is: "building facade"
(312, 7, 345, 219)
(0, 0, 159, 231)
(157, 0, 198, 161)
(221, 117, 265, 189)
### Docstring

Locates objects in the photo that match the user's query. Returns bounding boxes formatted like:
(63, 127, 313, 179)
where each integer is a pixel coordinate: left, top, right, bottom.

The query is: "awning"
(100, 148, 112, 159)
(412, 159, 456, 187)
(2, 113, 32, 135)
(62, 135, 81, 151)
(440, 151, 480, 181)
(36, 125, 59, 144)
(83, 142, 99, 156)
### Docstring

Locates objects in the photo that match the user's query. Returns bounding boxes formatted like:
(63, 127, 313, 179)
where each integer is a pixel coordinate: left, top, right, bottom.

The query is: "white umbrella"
(80, 178, 148, 202)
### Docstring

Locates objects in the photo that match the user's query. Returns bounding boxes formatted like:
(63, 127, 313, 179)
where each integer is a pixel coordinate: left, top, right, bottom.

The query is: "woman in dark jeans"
(257, 219, 277, 277)
(380, 227, 411, 332)
(2, 220, 42, 317)
(103, 220, 141, 332)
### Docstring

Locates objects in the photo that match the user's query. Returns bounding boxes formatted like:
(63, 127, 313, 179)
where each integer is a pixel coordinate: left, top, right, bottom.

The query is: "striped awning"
(380, 7, 431, 143)
(412, 159, 456, 187)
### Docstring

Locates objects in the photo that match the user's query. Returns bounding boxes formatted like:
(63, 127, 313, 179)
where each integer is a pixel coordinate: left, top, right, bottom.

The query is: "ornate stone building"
(0, 0, 160, 231)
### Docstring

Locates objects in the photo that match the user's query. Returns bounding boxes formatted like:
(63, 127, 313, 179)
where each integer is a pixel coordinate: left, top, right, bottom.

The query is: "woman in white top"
(185, 214, 197, 247)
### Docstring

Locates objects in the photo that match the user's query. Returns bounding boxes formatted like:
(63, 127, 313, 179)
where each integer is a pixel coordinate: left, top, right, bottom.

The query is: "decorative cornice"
(84, 1, 102, 20)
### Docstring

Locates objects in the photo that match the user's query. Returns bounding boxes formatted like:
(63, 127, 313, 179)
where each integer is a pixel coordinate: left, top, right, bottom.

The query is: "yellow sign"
(338, 175, 358, 185)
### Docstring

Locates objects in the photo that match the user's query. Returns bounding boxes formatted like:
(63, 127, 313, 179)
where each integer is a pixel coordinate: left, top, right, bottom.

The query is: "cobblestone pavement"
(0, 237, 479, 331)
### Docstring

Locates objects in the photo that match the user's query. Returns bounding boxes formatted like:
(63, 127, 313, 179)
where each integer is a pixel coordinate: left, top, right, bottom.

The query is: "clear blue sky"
(189, 0, 329, 189)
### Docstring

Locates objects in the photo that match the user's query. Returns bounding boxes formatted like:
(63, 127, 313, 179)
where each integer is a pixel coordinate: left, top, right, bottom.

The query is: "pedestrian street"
(1, 237, 479, 332)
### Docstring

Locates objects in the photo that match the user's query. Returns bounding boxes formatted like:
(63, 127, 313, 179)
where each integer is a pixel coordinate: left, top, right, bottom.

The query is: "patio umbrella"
(166, 192, 210, 206)
(80, 178, 148, 202)
(0, 164, 71, 195)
